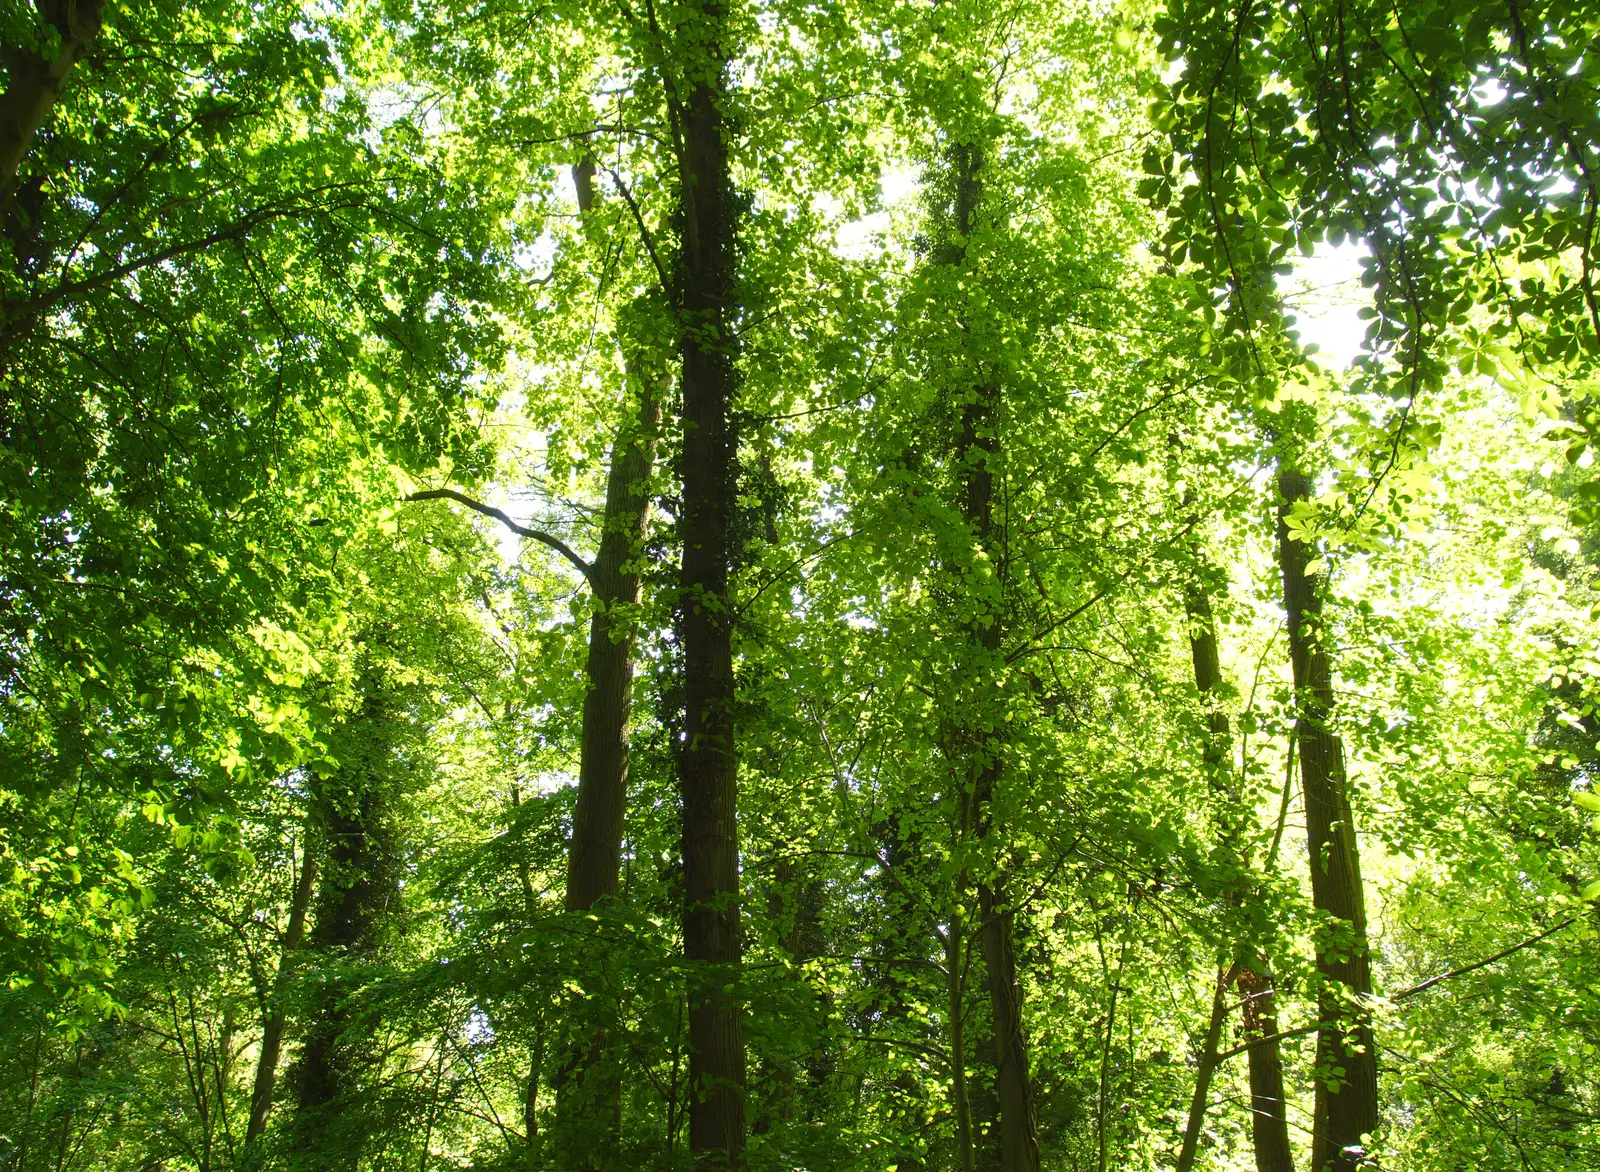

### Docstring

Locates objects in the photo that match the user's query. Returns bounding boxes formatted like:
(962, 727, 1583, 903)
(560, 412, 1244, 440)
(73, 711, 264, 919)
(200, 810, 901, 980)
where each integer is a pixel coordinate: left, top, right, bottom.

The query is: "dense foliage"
(1, 0, 1596, 1169)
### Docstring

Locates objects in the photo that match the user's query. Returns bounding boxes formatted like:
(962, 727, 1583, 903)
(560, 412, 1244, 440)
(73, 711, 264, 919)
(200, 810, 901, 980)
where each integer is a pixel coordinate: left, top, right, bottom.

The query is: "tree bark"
(976, 875, 1038, 1172)
(1182, 572, 1294, 1172)
(942, 141, 1040, 1172)
(244, 845, 318, 1146)
(0, 0, 103, 190)
(1275, 467, 1378, 1172)
(674, 3, 745, 1162)
(555, 199, 665, 1160)
(1175, 963, 1234, 1172)
(565, 363, 661, 908)
(1239, 964, 1295, 1172)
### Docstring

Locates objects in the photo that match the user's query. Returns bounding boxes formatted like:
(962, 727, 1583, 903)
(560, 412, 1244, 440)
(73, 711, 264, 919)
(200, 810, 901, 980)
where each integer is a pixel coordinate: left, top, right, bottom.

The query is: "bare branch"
(406, 489, 591, 579)
(1391, 917, 1579, 1002)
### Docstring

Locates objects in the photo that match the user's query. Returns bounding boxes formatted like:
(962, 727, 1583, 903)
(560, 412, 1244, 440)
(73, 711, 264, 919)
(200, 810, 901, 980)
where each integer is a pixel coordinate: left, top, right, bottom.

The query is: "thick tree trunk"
(0, 0, 103, 190)
(1239, 964, 1295, 1172)
(674, 4, 745, 1162)
(244, 846, 318, 1146)
(1275, 467, 1378, 1172)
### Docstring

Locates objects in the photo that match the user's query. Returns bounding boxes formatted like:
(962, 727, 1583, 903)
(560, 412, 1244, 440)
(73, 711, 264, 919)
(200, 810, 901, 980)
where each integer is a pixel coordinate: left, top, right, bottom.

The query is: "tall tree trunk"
(1181, 574, 1294, 1172)
(565, 283, 663, 910)
(674, 2, 745, 1161)
(555, 157, 666, 1158)
(942, 141, 1040, 1172)
(1275, 466, 1378, 1172)
(244, 845, 318, 1147)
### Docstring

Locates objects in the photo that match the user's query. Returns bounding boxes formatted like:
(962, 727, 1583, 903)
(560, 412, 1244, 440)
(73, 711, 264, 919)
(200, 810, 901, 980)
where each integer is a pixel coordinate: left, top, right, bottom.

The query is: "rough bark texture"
(674, 4, 745, 1162)
(945, 142, 1040, 1172)
(1276, 467, 1378, 1172)
(1239, 964, 1295, 1172)
(245, 848, 318, 1146)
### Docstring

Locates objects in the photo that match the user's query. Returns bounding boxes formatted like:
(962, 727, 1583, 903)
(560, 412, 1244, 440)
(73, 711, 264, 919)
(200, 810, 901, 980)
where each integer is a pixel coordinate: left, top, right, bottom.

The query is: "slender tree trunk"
(565, 373, 661, 909)
(245, 846, 318, 1146)
(1184, 581, 1230, 765)
(1176, 963, 1235, 1172)
(674, 2, 745, 1161)
(1182, 573, 1294, 1172)
(555, 172, 665, 1156)
(942, 141, 1040, 1172)
(1275, 467, 1378, 1172)
(565, 150, 666, 917)
(947, 921, 977, 1172)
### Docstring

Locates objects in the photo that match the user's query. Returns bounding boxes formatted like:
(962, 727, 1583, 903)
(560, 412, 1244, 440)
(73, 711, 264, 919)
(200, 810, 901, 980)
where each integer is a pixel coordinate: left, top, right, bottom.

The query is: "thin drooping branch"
(1391, 917, 1579, 1003)
(406, 489, 592, 579)
(600, 163, 671, 294)
(1205, 917, 1583, 1065)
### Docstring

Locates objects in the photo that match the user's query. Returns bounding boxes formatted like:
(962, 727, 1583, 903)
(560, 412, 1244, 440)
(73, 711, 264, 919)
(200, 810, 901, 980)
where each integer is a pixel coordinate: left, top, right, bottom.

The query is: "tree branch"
(601, 163, 671, 295)
(1391, 917, 1579, 1002)
(406, 489, 591, 579)
(1214, 1023, 1318, 1063)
